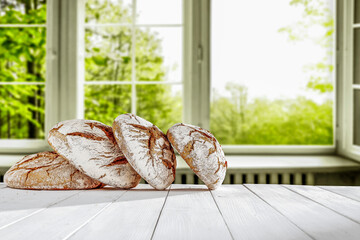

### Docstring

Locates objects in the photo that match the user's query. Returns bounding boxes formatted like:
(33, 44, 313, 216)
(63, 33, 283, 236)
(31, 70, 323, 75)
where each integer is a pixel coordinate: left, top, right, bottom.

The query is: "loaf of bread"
(48, 119, 141, 189)
(4, 152, 103, 190)
(167, 123, 227, 190)
(113, 114, 176, 190)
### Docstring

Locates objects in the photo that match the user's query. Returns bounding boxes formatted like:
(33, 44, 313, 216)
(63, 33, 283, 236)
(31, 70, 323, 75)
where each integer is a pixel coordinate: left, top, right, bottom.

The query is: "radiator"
(139, 169, 315, 185)
(0, 169, 314, 185)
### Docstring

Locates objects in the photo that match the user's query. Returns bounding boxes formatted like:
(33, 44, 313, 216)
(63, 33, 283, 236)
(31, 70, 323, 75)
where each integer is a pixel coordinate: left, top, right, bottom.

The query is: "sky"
(211, 0, 334, 103)
(98, 0, 334, 103)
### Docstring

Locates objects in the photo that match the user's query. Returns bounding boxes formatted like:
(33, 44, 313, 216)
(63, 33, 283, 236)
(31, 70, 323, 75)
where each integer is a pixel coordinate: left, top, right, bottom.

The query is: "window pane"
(85, 0, 133, 24)
(0, 27, 46, 83)
(0, 0, 46, 24)
(211, 0, 334, 145)
(136, 27, 182, 82)
(0, 85, 45, 139)
(354, 28, 360, 84)
(136, 84, 182, 132)
(85, 26, 132, 81)
(354, 90, 360, 146)
(84, 85, 132, 126)
(137, 0, 182, 25)
(355, 0, 360, 24)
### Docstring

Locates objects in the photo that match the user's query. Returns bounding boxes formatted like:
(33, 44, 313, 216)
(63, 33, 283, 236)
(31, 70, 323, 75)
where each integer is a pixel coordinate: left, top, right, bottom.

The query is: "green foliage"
(84, 0, 182, 132)
(211, 85, 333, 145)
(278, 0, 334, 94)
(0, 0, 46, 139)
(1, 0, 333, 146)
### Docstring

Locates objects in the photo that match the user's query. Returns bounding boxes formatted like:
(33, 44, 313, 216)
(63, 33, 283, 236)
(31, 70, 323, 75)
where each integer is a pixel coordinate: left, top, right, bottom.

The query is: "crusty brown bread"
(4, 151, 103, 190)
(167, 123, 227, 190)
(48, 119, 141, 189)
(112, 114, 176, 190)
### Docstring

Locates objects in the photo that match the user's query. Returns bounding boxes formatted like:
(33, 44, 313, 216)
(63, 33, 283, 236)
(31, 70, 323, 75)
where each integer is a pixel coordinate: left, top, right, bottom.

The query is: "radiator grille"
(0, 170, 314, 185)
(139, 170, 315, 185)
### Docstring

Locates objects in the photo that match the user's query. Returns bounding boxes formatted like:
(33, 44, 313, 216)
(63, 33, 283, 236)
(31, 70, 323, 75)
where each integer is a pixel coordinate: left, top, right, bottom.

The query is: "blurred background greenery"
(0, 0, 333, 145)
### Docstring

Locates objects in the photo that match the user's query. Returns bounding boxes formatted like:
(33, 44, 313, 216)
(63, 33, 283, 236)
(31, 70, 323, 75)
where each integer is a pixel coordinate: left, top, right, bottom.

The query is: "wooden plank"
(68, 184, 169, 240)
(0, 188, 80, 229)
(152, 184, 232, 240)
(247, 184, 360, 240)
(285, 185, 360, 223)
(0, 188, 126, 239)
(212, 185, 311, 240)
(320, 186, 360, 202)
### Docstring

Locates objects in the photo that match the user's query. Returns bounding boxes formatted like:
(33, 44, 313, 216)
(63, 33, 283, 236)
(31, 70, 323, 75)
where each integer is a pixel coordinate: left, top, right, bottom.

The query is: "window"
(83, 0, 183, 132)
(338, 0, 360, 161)
(0, 0, 48, 152)
(1, 0, 360, 160)
(211, 0, 335, 146)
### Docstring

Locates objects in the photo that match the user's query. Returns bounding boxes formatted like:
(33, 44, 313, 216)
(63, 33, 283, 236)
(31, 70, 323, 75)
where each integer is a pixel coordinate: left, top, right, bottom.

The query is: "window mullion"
(183, 0, 210, 129)
(131, 0, 137, 115)
(58, 0, 85, 122)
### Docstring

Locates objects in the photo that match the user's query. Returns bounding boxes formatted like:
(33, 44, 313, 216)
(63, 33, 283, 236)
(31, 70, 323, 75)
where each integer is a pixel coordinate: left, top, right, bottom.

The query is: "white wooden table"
(0, 183, 359, 240)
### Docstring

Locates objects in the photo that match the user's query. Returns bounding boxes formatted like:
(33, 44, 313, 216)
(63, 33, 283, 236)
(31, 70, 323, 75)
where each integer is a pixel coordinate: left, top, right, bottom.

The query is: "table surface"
(0, 183, 360, 240)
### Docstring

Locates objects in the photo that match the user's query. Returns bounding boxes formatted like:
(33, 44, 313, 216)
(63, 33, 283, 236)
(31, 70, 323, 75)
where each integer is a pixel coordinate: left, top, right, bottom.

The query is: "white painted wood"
(222, 145, 335, 155)
(0, 188, 80, 229)
(212, 185, 311, 240)
(285, 185, 360, 223)
(69, 185, 168, 240)
(247, 184, 360, 240)
(320, 186, 360, 201)
(0, 188, 126, 239)
(152, 184, 232, 240)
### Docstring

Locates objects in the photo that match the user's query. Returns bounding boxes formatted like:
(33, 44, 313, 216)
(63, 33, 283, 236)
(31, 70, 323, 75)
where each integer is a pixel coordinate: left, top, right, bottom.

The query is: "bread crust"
(48, 119, 141, 189)
(112, 114, 176, 190)
(4, 152, 103, 190)
(167, 123, 227, 190)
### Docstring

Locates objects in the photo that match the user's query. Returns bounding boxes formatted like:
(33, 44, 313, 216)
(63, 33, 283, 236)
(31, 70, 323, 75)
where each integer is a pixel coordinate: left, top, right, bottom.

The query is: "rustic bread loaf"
(112, 114, 176, 190)
(48, 119, 141, 189)
(4, 151, 103, 190)
(167, 123, 227, 190)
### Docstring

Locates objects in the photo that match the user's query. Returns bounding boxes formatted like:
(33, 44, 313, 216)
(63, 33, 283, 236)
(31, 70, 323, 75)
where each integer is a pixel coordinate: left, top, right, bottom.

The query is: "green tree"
(0, 0, 46, 139)
(210, 0, 334, 145)
(85, 0, 182, 132)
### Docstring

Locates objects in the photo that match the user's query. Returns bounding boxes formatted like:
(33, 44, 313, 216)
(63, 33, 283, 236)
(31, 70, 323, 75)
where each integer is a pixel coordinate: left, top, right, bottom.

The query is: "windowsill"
(1, 154, 360, 175)
(176, 155, 360, 172)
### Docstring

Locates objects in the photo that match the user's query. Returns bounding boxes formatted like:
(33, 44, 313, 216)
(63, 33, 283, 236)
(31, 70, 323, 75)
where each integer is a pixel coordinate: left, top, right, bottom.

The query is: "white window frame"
(337, 0, 360, 162)
(0, 0, 341, 156)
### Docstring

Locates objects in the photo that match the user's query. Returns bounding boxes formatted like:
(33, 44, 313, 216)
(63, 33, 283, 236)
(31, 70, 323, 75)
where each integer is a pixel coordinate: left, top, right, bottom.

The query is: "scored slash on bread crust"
(4, 152, 104, 190)
(167, 123, 227, 190)
(113, 114, 176, 190)
(48, 119, 141, 189)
